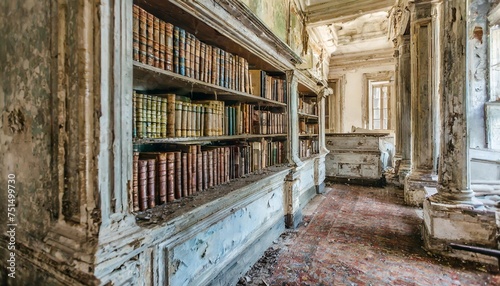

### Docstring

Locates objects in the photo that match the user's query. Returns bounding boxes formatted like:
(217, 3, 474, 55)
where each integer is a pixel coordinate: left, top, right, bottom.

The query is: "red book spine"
(167, 152, 175, 202)
(133, 152, 140, 211)
(133, 5, 139, 62)
(153, 17, 160, 68)
(147, 159, 156, 208)
(190, 145, 197, 194)
(138, 160, 148, 211)
(181, 152, 188, 197)
(197, 145, 203, 192)
(175, 152, 182, 199)
(226, 147, 230, 182)
(138, 7, 147, 64)
(208, 150, 214, 188)
(186, 150, 192, 195)
(157, 154, 167, 204)
(146, 13, 154, 66)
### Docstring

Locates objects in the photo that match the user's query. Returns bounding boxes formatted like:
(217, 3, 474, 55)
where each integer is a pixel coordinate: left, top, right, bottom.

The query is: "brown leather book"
(166, 23, 174, 71)
(133, 5, 139, 62)
(159, 20, 166, 70)
(166, 93, 176, 137)
(200, 43, 206, 82)
(185, 32, 192, 78)
(138, 159, 148, 211)
(132, 152, 140, 211)
(195, 38, 201, 80)
(138, 7, 148, 64)
(181, 152, 188, 197)
(212, 47, 219, 85)
(141, 153, 166, 205)
(166, 152, 175, 202)
(181, 102, 188, 137)
(202, 151, 208, 190)
(225, 147, 230, 182)
(197, 146, 203, 192)
(206, 45, 212, 84)
(174, 152, 182, 199)
(175, 101, 182, 137)
(153, 17, 160, 68)
(146, 13, 154, 66)
(147, 158, 156, 208)
(207, 150, 214, 188)
(190, 145, 197, 194)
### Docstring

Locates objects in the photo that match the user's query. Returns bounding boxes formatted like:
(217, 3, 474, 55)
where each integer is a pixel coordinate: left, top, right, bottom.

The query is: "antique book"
(159, 20, 166, 70)
(133, 5, 140, 62)
(190, 145, 197, 194)
(174, 151, 182, 199)
(185, 32, 192, 78)
(207, 149, 214, 188)
(197, 145, 202, 192)
(138, 7, 148, 64)
(138, 159, 148, 211)
(135, 93, 145, 138)
(178, 28, 186, 76)
(202, 151, 208, 190)
(212, 47, 219, 85)
(173, 26, 180, 73)
(153, 17, 160, 68)
(160, 97, 167, 137)
(199, 43, 206, 82)
(166, 152, 175, 202)
(206, 45, 212, 85)
(181, 152, 188, 197)
(189, 34, 196, 79)
(175, 101, 182, 137)
(166, 93, 176, 137)
(132, 152, 140, 211)
(146, 158, 156, 208)
(146, 13, 154, 66)
(181, 102, 188, 137)
(219, 50, 225, 87)
(195, 38, 201, 80)
(141, 153, 166, 206)
(166, 23, 174, 71)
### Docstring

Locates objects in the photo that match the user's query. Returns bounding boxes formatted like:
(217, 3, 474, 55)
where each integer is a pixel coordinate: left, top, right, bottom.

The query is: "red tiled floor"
(264, 184, 500, 286)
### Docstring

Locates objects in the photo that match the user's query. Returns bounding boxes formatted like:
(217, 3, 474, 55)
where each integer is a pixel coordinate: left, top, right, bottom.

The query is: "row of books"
(133, 91, 288, 138)
(299, 138, 319, 159)
(132, 141, 286, 211)
(298, 97, 318, 115)
(299, 121, 319, 135)
(249, 70, 288, 104)
(133, 5, 252, 94)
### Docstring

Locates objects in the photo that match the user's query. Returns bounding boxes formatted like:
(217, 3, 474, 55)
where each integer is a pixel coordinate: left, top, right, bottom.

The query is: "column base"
(397, 160, 411, 186)
(422, 197, 498, 268)
(404, 171, 437, 206)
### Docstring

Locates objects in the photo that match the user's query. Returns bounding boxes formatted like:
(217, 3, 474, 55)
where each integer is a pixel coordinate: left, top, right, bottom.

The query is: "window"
(370, 81, 391, 129)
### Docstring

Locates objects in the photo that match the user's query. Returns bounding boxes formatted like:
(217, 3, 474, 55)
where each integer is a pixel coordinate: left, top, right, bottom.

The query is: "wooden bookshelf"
(134, 134, 287, 145)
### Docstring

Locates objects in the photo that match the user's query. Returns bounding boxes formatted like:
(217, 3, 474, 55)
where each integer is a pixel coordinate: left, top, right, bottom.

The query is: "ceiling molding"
(305, 0, 394, 25)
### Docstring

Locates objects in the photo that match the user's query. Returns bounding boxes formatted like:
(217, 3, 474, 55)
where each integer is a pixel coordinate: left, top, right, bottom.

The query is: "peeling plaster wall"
(0, 0, 57, 280)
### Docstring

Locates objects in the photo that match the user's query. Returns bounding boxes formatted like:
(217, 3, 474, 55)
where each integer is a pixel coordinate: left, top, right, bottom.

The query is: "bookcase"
(298, 90, 319, 159)
(131, 2, 289, 212)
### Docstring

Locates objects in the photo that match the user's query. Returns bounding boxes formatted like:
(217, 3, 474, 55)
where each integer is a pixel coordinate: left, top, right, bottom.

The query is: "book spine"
(167, 93, 176, 137)
(175, 101, 182, 137)
(159, 20, 166, 70)
(157, 153, 167, 204)
(147, 158, 156, 208)
(166, 152, 175, 202)
(146, 13, 154, 66)
(202, 151, 208, 190)
(190, 145, 197, 194)
(153, 17, 160, 68)
(199, 43, 206, 82)
(208, 150, 214, 188)
(132, 152, 140, 211)
(133, 5, 140, 62)
(181, 102, 188, 137)
(160, 98, 167, 137)
(138, 7, 148, 64)
(197, 145, 202, 192)
(181, 152, 188, 197)
(195, 39, 201, 80)
(174, 152, 182, 199)
(219, 50, 225, 87)
(173, 26, 180, 73)
(185, 32, 192, 78)
(206, 45, 212, 84)
(166, 23, 174, 71)
(190, 34, 196, 79)
(138, 160, 148, 211)
(212, 47, 219, 85)
(179, 28, 186, 76)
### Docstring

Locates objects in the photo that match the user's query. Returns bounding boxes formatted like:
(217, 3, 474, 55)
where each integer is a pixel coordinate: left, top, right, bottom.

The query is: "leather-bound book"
(195, 39, 201, 80)
(206, 45, 212, 84)
(166, 23, 174, 71)
(190, 145, 197, 194)
(133, 5, 139, 61)
(166, 152, 175, 202)
(207, 150, 214, 188)
(153, 17, 160, 68)
(138, 7, 148, 64)
(212, 47, 219, 85)
(166, 93, 176, 137)
(181, 152, 188, 197)
(185, 32, 192, 78)
(159, 20, 166, 70)
(219, 50, 225, 87)
(146, 13, 154, 66)
(197, 145, 202, 192)
(175, 101, 182, 137)
(138, 159, 148, 211)
(173, 26, 180, 73)
(202, 151, 208, 190)
(147, 158, 156, 208)
(199, 43, 206, 82)
(132, 152, 140, 211)
(160, 97, 167, 138)
(178, 28, 186, 76)
(181, 102, 188, 137)
(174, 152, 182, 199)
(141, 153, 166, 205)
(135, 93, 144, 138)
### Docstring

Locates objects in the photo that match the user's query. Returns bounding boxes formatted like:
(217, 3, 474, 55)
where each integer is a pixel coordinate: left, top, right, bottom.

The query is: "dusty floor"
(237, 183, 500, 286)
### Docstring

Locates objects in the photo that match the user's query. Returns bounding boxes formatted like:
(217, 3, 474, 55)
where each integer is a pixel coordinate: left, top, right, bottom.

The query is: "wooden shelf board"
(134, 134, 288, 144)
(133, 62, 286, 107)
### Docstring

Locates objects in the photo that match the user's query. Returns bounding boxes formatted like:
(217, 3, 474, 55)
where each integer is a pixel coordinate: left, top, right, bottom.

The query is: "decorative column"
(397, 35, 412, 185)
(404, 0, 440, 206)
(422, 0, 496, 262)
(315, 87, 332, 194)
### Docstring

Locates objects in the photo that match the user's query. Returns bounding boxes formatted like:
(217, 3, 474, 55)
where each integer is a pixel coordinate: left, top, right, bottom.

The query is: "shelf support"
(286, 70, 303, 167)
